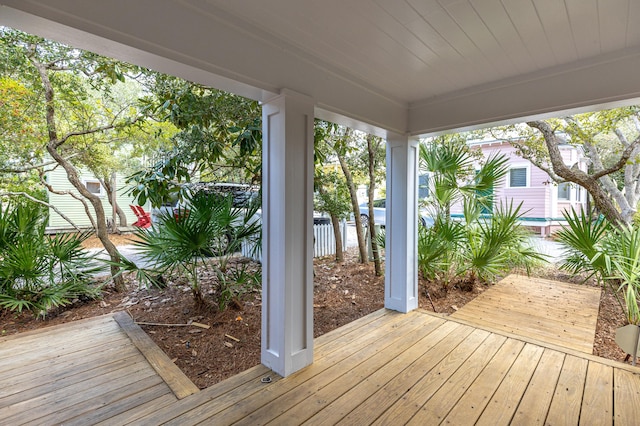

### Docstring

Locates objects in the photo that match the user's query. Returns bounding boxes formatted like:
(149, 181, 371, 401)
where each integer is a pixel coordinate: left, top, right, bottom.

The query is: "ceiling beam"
(409, 48, 640, 136)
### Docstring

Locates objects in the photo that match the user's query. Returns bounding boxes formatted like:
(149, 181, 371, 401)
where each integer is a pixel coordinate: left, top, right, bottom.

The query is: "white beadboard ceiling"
(2, 0, 640, 136)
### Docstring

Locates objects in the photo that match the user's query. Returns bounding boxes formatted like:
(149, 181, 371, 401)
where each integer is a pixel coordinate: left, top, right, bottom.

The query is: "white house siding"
(47, 167, 140, 231)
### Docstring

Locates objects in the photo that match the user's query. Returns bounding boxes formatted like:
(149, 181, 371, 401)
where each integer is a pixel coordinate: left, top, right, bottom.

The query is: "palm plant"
(463, 201, 543, 282)
(418, 137, 540, 289)
(556, 208, 610, 283)
(605, 225, 640, 325)
(132, 191, 261, 307)
(419, 140, 509, 224)
(0, 202, 103, 316)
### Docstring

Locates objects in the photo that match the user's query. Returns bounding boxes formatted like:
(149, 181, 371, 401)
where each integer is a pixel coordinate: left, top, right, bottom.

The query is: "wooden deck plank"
(613, 368, 640, 424)
(0, 350, 142, 408)
(0, 327, 127, 368)
(406, 333, 508, 424)
(228, 314, 445, 425)
(475, 343, 545, 426)
(511, 349, 565, 425)
(36, 375, 166, 425)
(0, 360, 158, 425)
(369, 328, 492, 425)
(238, 315, 449, 426)
(134, 366, 282, 425)
(136, 311, 416, 425)
(1, 301, 638, 425)
(580, 361, 613, 426)
(452, 308, 595, 353)
(545, 355, 589, 425)
(94, 393, 178, 426)
(0, 313, 116, 344)
(113, 311, 199, 399)
(0, 338, 137, 385)
(314, 308, 390, 347)
(170, 311, 438, 426)
(450, 274, 600, 354)
(454, 293, 600, 323)
(441, 338, 525, 425)
(63, 382, 172, 426)
(302, 321, 467, 426)
(312, 310, 406, 359)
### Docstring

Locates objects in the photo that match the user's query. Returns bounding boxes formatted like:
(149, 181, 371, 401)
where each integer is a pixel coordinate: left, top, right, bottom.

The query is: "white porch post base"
(261, 89, 314, 377)
(384, 134, 419, 313)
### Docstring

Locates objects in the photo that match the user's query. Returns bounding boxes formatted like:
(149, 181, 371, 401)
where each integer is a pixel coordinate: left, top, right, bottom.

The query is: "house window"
(558, 182, 571, 200)
(84, 180, 103, 196)
(418, 174, 429, 199)
(509, 167, 527, 187)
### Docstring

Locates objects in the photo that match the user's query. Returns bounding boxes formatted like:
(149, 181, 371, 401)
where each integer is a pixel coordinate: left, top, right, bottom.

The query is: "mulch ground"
(0, 239, 632, 390)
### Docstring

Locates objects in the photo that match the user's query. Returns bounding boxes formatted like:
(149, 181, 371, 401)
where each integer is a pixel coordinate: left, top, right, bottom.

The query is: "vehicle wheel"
(360, 214, 369, 227)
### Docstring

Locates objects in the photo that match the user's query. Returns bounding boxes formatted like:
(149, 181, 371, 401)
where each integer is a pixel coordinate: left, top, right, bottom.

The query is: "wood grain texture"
(451, 274, 600, 353)
(2, 306, 639, 425)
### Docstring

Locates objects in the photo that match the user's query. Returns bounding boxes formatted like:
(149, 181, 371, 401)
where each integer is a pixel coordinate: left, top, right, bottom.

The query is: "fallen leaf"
(236, 316, 243, 321)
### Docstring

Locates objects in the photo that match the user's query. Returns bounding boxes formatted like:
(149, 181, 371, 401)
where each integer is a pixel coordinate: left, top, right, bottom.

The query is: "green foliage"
(420, 136, 508, 221)
(417, 137, 542, 289)
(314, 169, 352, 220)
(129, 191, 261, 307)
(556, 208, 610, 281)
(557, 210, 640, 325)
(128, 76, 262, 207)
(0, 201, 104, 316)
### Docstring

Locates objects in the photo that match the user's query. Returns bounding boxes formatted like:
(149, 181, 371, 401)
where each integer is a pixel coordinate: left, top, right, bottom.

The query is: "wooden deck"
(0, 312, 198, 425)
(450, 274, 602, 353)
(1, 277, 639, 425)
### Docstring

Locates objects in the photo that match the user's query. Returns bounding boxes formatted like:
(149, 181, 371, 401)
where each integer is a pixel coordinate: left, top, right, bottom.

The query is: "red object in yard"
(174, 207, 190, 221)
(130, 205, 152, 228)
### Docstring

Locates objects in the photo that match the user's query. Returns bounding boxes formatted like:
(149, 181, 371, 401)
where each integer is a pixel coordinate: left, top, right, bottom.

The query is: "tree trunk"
(527, 120, 628, 227)
(32, 54, 125, 291)
(330, 214, 344, 263)
(48, 146, 125, 290)
(317, 184, 344, 262)
(101, 177, 128, 229)
(337, 153, 367, 263)
(367, 135, 382, 276)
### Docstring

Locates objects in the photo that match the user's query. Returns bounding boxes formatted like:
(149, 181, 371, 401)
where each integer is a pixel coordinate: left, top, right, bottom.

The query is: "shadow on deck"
(1, 276, 639, 425)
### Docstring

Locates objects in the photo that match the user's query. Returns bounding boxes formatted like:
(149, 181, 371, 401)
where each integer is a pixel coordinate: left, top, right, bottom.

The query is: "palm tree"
(132, 191, 261, 307)
(418, 136, 542, 288)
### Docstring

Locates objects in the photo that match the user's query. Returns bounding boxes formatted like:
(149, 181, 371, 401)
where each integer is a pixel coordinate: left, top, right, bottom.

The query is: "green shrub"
(131, 191, 261, 308)
(557, 210, 640, 325)
(0, 202, 103, 316)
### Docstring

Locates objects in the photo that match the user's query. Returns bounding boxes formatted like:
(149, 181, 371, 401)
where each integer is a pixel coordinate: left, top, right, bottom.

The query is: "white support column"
(261, 89, 314, 377)
(385, 134, 419, 313)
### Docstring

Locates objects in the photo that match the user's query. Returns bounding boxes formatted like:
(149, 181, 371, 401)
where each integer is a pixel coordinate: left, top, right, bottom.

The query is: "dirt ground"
(0, 235, 630, 389)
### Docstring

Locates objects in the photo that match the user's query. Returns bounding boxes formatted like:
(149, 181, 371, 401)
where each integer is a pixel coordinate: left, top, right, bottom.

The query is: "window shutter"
(509, 168, 527, 187)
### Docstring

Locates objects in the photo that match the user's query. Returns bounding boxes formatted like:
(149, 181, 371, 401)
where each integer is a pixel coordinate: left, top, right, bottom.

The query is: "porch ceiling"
(2, 0, 640, 136)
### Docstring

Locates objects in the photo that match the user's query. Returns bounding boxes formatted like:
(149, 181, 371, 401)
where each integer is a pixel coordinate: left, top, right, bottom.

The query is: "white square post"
(385, 134, 419, 313)
(261, 89, 315, 377)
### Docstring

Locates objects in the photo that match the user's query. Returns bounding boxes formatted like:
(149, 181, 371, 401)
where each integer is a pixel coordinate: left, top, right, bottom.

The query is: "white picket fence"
(241, 220, 347, 262)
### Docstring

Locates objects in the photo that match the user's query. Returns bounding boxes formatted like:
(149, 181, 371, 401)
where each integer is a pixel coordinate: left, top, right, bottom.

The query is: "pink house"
(451, 140, 588, 237)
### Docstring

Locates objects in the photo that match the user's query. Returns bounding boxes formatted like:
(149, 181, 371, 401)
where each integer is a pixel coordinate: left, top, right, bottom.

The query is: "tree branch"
(0, 192, 82, 231)
(0, 155, 78, 174)
(39, 171, 97, 229)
